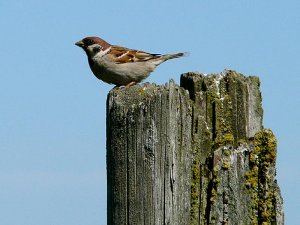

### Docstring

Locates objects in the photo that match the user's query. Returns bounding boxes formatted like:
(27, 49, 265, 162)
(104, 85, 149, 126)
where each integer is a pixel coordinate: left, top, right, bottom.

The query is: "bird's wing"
(110, 45, 161, 64)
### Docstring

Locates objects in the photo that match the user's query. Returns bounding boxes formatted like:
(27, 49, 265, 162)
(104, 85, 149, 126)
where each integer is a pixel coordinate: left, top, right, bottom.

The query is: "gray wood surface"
(106, 70, 284, 225)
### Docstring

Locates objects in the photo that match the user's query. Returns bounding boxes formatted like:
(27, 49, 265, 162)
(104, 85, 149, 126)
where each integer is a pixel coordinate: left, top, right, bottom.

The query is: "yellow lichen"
(223, 149, 231, 156)
(222, 159, 231, 170)
(190, 160, 200, 224)
(245, 129, 278, 224)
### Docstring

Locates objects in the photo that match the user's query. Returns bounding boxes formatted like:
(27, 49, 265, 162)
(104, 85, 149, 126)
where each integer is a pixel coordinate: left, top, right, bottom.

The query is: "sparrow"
(75, 36, 187, 87)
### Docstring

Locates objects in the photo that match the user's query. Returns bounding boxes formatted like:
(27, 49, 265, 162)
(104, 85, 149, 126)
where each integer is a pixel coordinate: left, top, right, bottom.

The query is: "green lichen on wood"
(245, 129, 278, 225)
(210, 164, 221, 203)
(190, 159, 200, 225)
(181, 71, 282, 224)
(223, 148, 232, 157)
(215, 133, 235, 149)
(197, 73, 235, 149)
(222, 158, 231, 170)
(214, 98, 234, 146)
(185, 71, 250, 224)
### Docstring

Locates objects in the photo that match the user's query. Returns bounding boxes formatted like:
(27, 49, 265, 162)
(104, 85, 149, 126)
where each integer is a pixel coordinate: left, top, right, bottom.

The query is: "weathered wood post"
(106, 70, 284, 225)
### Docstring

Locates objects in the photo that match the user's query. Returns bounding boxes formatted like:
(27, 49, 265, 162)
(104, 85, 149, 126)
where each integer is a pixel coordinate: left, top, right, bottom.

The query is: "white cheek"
(86, 44, 99, 57)
(94, 47, 111, 58)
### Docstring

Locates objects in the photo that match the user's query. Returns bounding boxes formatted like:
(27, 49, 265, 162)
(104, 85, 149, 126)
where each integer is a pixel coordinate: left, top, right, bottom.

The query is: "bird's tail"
(153, 52, 189, 65)
(162, 52, 189, 60)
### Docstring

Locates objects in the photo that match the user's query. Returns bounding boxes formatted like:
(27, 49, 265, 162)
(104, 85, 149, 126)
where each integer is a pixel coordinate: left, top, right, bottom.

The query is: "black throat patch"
(87, 56, 94, 67)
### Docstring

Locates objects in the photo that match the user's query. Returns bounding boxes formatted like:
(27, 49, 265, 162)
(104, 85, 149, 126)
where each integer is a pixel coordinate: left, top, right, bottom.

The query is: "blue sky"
(1, 1, 299, 224)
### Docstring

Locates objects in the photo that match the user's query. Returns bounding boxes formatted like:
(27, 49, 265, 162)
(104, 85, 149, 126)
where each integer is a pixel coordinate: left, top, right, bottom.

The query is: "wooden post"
(106, 70, 284, 225)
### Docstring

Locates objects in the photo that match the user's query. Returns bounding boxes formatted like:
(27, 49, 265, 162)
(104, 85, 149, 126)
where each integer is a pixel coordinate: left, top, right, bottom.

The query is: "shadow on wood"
(106, 70, 284, 225)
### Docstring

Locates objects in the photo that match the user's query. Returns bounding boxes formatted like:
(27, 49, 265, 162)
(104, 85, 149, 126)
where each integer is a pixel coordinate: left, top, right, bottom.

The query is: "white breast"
(90, 52, 156, 85)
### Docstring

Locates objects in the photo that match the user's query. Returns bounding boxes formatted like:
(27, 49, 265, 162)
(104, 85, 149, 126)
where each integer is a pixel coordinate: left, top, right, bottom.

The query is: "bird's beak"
(75, 40, 84, 48)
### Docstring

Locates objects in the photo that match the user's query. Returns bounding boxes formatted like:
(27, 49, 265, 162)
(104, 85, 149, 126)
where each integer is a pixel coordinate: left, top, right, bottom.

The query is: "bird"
(75, 36, 187, 87)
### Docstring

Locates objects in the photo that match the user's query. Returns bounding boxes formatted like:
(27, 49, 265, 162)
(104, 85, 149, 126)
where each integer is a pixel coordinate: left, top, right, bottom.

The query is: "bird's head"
(75, 36, 111, 57)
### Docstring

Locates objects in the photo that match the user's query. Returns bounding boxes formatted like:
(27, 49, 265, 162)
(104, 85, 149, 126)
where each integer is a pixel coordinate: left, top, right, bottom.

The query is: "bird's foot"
(125, 81, 136, 88)
(113, 85, 120, 90)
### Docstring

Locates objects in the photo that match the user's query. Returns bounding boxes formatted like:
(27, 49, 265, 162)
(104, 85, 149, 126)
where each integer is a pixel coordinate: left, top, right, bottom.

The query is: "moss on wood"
(107, 71, 283, 225)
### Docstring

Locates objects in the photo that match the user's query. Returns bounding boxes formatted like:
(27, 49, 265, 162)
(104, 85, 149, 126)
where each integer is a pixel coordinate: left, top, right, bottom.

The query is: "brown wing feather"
(110, 46, 161, 64)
